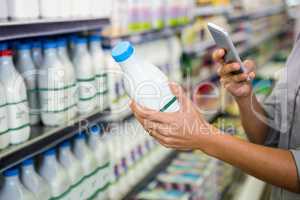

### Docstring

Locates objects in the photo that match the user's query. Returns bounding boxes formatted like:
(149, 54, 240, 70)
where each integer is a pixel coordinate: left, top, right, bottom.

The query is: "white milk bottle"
(111, 41, 180, 112)
(0, 44, 9, 149)
(58, 140, 84, 199)
(57, 38, 78, 121)
(31, 41, 43, 69)
(88, 124, 110, 199)
(39, 148, 71, 199)
(0, 0, 8, 20)
(39, 0, 59, 18)
(89, 35, 109, 112)
(7, 0, 30, 20)
(16, 43, 40, 125)
(0, 47, 30, 144)
(39, 41, 68, 126)
(0, 81, 9, 149)
(58, 0, 72, 18)
(28, 0, 39, 19)
(21, 158, 51, 200)
(0, 167, 37, 200)
(73, 132, 98, 199)
(72, 38, 97, 115)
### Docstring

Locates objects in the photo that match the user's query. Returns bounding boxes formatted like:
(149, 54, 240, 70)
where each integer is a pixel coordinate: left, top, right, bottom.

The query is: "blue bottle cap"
(0, 43, 8, 51)
(111, 41, 134, 63)
(75, 131, 87, 140)
(57, 38, 67, 47)
(22, 158, 34, 166)
(3, 167, 19, 177)
(32, 41, 42, 48)
(89, 35, 102, 42)
(43, 41, 57, 49)
(60, 140, 71, 148)
(16, 43, 31, 50)
(43, 148, 56, 156)
(74, 37, 87, 44)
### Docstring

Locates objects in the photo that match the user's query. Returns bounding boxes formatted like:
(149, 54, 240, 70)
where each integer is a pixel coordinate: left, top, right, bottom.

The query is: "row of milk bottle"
(0, 0, 111, 20)
(106, 118, 167, 199)
(111, 0, 194, 33)
(0, 124, 111, 200)
(0, 34, 109, 149)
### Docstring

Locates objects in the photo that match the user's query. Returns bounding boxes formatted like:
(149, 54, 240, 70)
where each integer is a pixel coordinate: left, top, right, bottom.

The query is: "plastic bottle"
(39, 148, 71, 199)
(151, 0, 165, 29)
(73, 131, 98, 199)
(31, 41, 43, 69)
(88, 124, 110, 199)
(72, 38, 97, 115)
(39, 41, 68, 126)
(29, 0, 39, 19)
(0, 80, 9, 149)
(0, 45, 30, 144)
(58, 140, 84, 199)
(20, 158, 52, 200)
(111, 41, 180, 112)
(0, 0, 8, 20)
(7, 0, 30, 20)
(58, 0, 72, 18)
(16, 43, 40, 125)
(89, 35, 109, 112)
(0, 167, 37, 200)
(39, 0, 59, 18)
(57, 38, 78, 121)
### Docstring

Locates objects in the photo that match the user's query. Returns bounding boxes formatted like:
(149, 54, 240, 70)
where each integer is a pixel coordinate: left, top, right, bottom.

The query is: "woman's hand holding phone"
(213, 49, 256, 99)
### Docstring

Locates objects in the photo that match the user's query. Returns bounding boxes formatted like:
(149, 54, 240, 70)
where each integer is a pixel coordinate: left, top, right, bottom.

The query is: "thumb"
(169, 82, 189, 110)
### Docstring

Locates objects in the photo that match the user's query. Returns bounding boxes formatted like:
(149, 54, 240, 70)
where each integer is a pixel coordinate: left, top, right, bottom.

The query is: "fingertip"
(218, 49, 225, 56)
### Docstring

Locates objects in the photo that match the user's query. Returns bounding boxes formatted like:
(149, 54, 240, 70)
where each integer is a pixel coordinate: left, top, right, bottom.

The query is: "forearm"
(201, 132, 299, 193)
(236, 94, 269, 144)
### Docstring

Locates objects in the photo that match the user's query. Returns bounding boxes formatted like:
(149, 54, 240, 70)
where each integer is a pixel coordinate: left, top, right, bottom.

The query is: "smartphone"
(207, 22, 246, 74)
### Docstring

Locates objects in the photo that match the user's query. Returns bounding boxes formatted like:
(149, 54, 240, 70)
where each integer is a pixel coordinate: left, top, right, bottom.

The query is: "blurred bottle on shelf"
(56, 38, 78, 121)
(39, 0, 59, 18)
(0, 167, 37, 200)
(0, 82, 9, 150)
(20, 158, 52, 200)
(16, 42, 40, 125)
(89, 35, 109, 112)
(39, 41, 69, 126)
(73, 131, 98, 199)
(58, 140, 84, 199)
(0, 0, 8, 20)
(72, 37, 97, 115)
(87, 124, 111, 200)
(39, 148, 71, 199)
(0, 44, 30, 145)
(31, 41, 43, 69)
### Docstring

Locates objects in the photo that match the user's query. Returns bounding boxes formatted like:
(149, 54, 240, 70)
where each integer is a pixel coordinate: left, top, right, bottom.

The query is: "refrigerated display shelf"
(228, 4, 285, 21)
(193, 6, 231, 17)
(0, 17, 109, 41)
(0, 108, 115, 173)
(102, 25, 187, 47)
(122, 150, 178, 200)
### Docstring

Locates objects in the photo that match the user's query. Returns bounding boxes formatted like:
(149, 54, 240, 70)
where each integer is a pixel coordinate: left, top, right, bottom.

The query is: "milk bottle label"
(64, 82, 77, 108)
(40, 88, 66, 113)
(96, 73, 108, 95)
(7, 99, 30, 132)
(0, 105, 8, 135)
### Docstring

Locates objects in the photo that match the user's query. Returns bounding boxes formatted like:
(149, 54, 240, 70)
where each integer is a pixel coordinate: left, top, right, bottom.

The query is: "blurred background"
(0, 0, 299, 200)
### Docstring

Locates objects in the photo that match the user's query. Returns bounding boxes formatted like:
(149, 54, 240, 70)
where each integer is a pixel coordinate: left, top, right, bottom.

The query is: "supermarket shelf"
(102, 25, 187, 47)
(193, 6, 231, 17)
(0, 17, 109, 41)
(0, 108, 114, 173)
(228, 4, 285, 21)
(183, 31, 248, 57)
(123, 150, 178, 199)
